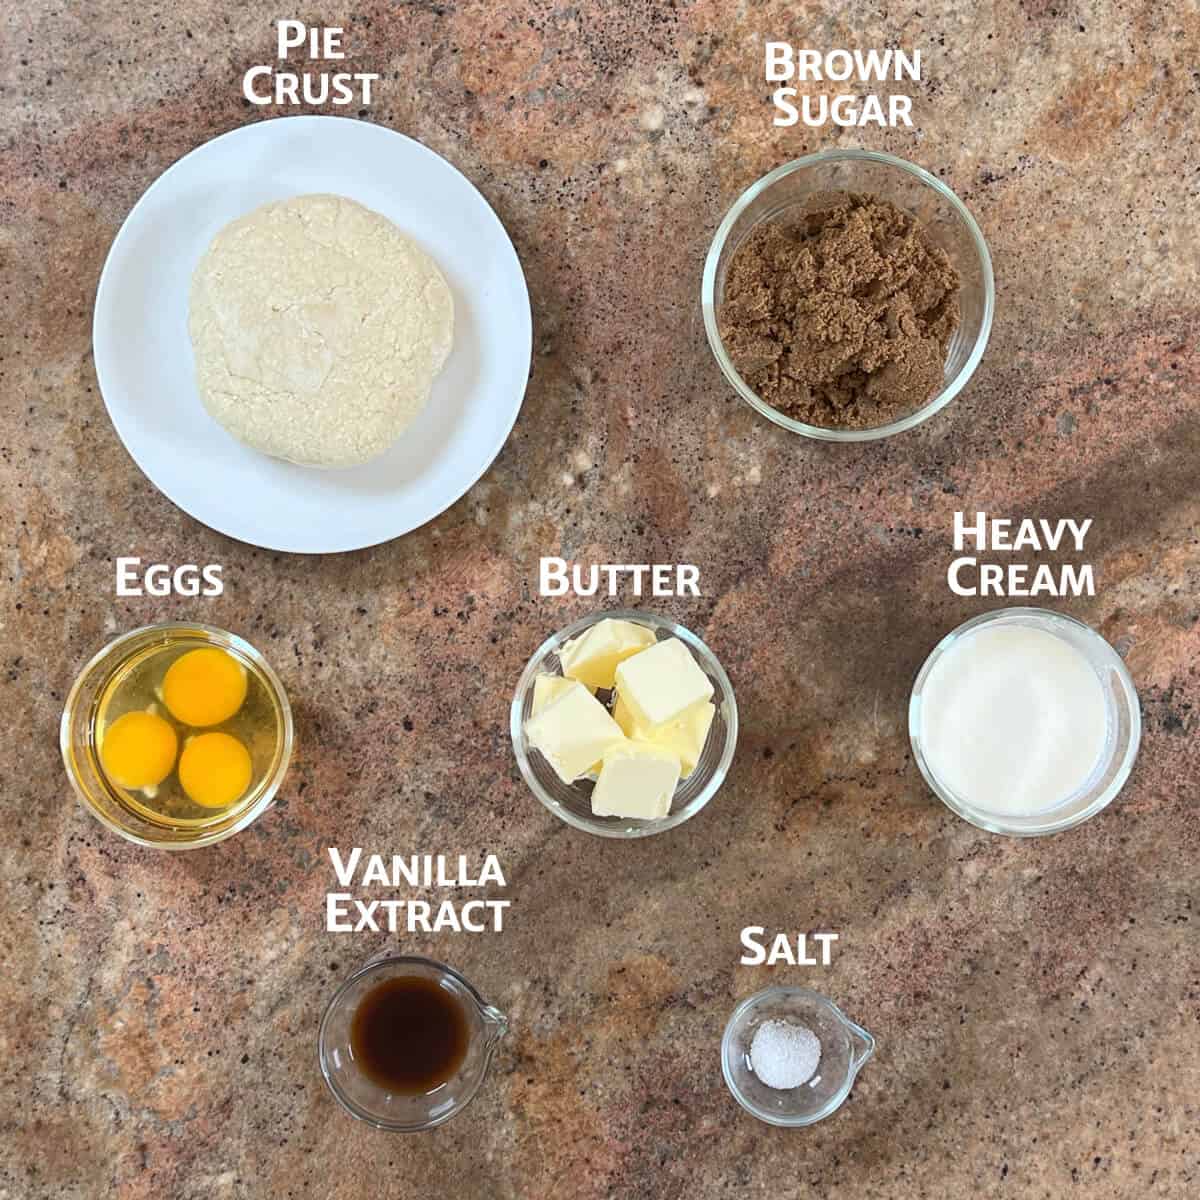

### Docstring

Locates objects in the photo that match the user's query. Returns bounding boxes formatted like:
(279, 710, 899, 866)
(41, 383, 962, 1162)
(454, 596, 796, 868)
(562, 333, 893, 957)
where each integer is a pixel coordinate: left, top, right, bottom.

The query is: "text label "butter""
(539, 557, 701, 598)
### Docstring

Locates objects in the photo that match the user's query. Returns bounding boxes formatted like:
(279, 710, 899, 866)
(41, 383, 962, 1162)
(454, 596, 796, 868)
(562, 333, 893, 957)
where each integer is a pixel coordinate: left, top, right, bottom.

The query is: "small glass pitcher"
(318, 955, 508, 1131)
(721, 986, 875, 1127)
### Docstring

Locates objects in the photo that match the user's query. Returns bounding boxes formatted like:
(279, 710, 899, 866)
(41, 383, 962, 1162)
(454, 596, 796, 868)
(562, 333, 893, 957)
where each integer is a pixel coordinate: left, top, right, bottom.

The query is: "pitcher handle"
(482, 1004, 509, 1046)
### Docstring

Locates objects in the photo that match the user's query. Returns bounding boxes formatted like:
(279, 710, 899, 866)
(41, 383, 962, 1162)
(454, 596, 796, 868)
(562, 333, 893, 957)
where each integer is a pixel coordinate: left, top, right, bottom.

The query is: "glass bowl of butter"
(510, 610, 738, 837)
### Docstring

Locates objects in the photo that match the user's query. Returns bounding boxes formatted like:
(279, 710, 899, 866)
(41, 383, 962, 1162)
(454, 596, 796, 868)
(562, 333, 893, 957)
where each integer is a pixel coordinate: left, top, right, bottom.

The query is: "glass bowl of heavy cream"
(909, 607, 1141, 836)
(510, 610, 738, 837)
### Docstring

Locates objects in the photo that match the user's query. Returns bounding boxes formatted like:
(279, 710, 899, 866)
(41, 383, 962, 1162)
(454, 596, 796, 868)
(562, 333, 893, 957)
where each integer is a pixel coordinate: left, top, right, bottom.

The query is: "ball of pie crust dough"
(188, 194, 454, 468)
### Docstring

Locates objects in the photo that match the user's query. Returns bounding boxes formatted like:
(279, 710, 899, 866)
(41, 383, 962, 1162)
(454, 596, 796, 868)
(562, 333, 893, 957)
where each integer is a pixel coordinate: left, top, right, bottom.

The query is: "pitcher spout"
(846, 1019, 876, 1074)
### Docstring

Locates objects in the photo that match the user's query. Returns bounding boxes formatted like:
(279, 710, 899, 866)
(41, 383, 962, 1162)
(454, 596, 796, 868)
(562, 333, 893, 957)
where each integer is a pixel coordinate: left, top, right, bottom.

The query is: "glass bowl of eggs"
(60, 622, 293, 849)
(510, 610, 738, 837)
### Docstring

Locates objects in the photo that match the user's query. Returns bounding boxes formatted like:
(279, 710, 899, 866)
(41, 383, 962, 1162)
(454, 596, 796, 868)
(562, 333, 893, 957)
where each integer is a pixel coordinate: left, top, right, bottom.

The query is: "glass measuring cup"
(721, 986, 875, 1126)
(318, 955, 508, 1131)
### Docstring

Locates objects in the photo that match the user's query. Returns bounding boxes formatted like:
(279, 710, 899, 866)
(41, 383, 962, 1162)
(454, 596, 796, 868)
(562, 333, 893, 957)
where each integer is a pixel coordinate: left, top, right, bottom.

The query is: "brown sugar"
(718, 192, 960, 429)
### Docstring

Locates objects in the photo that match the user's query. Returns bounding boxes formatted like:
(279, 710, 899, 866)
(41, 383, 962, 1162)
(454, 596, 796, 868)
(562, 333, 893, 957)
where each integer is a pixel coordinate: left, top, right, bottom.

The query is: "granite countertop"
(3, 2, 1198, 1197)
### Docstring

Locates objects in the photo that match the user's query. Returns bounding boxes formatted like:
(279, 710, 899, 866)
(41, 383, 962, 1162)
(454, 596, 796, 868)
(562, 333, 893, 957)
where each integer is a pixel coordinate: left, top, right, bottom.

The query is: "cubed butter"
(615, 697, 715, 778)
(613, 637, 714, 729)
(524, 680, 626, 784)
(559, 618, 657, 690)
(612, 691, 646, 739)
(591, 742, 682, 820)
(531, 672, 575, 716)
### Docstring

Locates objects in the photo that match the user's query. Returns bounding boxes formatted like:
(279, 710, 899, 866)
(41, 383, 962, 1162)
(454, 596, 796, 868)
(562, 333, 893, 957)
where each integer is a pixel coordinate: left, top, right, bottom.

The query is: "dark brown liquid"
(350, 975, 470, 1094)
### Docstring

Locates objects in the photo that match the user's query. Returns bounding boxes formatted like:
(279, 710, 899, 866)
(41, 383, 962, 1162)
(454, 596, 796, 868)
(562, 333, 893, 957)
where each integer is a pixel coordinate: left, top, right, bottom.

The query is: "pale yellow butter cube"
(614, 694, 715, 778)
(531, 672, 575, 716)
(613, 637, 714, 729)
(612, 691, 647, 739)
(591, 742, 681, 820)
(667, 700, 716, 777)
(534, 675, 604, 777)
(559, 618, 656, 690)
(524, 681, 626, 784)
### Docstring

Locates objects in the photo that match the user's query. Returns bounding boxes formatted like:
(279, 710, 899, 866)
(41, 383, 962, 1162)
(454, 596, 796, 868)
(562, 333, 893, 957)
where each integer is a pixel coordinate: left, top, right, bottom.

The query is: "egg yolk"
(178, 732, 253, 809)
(100, 710, 178, 790)
(162, 648, 247, 727)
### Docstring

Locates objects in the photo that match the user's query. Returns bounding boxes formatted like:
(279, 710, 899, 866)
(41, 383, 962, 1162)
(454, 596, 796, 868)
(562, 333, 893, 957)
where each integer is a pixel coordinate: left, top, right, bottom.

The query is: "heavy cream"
(919, 623, 1108, 817)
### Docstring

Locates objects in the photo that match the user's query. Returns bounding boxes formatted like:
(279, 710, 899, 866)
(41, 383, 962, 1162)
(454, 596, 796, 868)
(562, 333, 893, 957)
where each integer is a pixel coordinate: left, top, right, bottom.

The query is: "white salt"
(748, 1019, 821, 1090)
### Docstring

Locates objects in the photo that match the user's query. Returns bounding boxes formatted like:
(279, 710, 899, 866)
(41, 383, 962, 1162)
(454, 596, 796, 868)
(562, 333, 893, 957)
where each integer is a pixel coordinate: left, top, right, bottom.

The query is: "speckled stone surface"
(3, 2, 1198, 1197)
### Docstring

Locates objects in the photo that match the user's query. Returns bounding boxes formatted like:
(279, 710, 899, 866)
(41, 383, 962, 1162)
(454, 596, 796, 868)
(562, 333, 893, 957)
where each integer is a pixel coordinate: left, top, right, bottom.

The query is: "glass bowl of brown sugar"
(702, 149, 994, 441)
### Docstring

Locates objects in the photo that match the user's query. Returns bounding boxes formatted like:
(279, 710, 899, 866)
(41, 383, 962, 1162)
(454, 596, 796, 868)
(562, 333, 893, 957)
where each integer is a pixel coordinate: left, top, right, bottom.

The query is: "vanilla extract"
(327, 849, 506, 889)
(325, 893, 509, 934)
(350, 975, 469, 1094)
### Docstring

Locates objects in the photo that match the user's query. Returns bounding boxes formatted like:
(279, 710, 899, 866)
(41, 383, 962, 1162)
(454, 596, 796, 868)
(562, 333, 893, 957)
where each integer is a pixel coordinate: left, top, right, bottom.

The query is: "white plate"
(93, 116, 531, 554)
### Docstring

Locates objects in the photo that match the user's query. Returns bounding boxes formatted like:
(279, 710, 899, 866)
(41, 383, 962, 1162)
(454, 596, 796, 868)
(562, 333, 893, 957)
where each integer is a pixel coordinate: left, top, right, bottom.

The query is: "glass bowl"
(60, 621, 293, 849)
(702, 149, 994, 441)
(722, 987, 875, 1127)
(510, 609, 738, 838)
(909, 607, 1141, 836)
(318, 955, 508, 1132)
